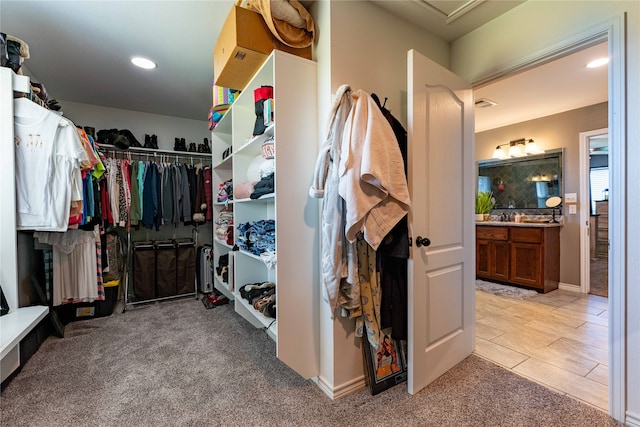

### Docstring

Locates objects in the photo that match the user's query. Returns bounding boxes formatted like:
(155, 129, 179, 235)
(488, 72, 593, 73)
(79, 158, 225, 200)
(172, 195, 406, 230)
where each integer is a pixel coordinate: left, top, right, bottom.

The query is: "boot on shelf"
(174, 137, 181, 151)
(150, 134, 158, 149)
(203, 137, 211, 153)
(188, 142, 197, 152)
(83, 126, 96, 141)
(120, 129, 141, 147)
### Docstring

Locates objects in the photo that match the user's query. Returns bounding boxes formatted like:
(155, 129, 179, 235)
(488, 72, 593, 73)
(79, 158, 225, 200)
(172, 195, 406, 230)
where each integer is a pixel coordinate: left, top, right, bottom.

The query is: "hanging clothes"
(338, 89, 411, 250)
(34, 228, 100, 306)
(309, 84, 356, 318)
(371, 93, 410, 342)
(310, 86, 411, 349)
(14, 98, 90, 231)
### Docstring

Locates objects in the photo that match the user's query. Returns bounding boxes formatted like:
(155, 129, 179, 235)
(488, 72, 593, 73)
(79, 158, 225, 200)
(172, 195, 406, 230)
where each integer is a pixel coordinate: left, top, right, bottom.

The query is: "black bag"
(0, 33, 8, 69)
(0, 285, 10, 316)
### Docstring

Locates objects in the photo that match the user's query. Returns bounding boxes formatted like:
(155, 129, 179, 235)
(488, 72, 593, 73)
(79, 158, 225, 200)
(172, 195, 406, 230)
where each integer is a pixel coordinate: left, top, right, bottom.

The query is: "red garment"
(101, 180, 113, 226)
(204, 167, 213, 221)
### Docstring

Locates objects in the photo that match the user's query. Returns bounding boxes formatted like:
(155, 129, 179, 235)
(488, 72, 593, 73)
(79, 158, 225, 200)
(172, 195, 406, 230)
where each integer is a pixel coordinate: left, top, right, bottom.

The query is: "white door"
(406, 49, 475, 394)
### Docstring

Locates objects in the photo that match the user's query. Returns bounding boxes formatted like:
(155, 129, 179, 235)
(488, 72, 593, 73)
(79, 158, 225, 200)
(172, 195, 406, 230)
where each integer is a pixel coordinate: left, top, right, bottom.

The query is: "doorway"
(474, 40, 612, 412)
(580, 128, 609, 298)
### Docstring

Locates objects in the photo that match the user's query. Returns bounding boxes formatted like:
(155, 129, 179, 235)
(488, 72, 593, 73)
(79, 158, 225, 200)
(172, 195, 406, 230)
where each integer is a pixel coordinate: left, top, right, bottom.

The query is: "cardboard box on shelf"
(213, 5, 311, 90)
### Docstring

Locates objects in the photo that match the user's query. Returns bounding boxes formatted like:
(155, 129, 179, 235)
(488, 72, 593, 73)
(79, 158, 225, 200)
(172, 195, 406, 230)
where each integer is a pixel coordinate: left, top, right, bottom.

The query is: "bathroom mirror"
(477, 148, 564, 209)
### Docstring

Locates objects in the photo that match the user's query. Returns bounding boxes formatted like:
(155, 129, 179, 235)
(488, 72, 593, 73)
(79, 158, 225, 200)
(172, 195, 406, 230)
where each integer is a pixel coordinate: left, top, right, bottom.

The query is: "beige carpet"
(0, 298, 622, 426)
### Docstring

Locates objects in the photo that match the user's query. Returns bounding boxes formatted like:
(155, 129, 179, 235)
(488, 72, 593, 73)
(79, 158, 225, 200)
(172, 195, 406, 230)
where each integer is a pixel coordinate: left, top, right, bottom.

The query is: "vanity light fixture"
(131, 56, 157, 70)
(508, 138, 526, 157)
(524, 138, 543, 154)
(492, 138, 542, 159)
(492, 145, 508, 159)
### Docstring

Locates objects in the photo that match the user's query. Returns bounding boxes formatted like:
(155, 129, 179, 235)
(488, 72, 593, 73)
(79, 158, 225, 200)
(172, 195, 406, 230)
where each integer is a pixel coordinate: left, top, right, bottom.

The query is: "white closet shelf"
(99, 144, 213, 158)
(237, 249, 268, 262)
(214, 155, 233, 169)
(234, 194, 275, 203)
(213, 275, 234, 300)
(214, 238, 233, 249)
(236, 296, 277, 337)
(235, 124, 275, 155)
(0, 306, 49, 360)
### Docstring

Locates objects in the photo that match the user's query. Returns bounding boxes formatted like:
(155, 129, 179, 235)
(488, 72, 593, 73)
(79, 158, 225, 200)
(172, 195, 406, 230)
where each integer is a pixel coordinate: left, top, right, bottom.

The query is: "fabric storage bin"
(155, 240, 177, 298)
(132, 241, 156, 300)
(175, 239, 196, 295)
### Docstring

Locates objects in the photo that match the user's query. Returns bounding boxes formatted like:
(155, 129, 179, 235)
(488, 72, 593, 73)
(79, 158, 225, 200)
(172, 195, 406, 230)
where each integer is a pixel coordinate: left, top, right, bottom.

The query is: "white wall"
(312, 0, 449, 398)
(330, 0, 448, 127)
(59, 100, 211, 152)
(451, 1, 640, 423)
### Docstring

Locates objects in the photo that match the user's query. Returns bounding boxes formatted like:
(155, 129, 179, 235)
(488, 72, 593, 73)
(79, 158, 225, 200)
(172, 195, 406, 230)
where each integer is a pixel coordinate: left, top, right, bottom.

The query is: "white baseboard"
(626, 411, 640, 427)
(558, 282, 581, 293)
(316, 374, 366, 400)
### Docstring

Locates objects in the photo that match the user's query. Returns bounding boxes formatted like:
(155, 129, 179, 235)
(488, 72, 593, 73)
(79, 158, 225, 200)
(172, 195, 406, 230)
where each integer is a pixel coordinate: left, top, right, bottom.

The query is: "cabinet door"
(510, 243, 542, 288)
(476, 240, 491, 278)
(492, 241, 510, 281)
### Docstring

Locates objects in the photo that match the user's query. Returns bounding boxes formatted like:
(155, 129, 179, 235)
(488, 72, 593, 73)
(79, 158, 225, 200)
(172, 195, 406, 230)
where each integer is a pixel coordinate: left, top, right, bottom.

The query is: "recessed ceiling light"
(131, 56, 157, 70)
(586, 57, 609, 68)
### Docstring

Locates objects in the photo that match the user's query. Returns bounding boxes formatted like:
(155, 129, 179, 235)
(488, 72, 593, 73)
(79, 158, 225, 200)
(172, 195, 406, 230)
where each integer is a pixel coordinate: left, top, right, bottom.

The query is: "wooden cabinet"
(210, 50, 318, 379)
(476, 225, 560, 293)
(476, 226, 510, 281)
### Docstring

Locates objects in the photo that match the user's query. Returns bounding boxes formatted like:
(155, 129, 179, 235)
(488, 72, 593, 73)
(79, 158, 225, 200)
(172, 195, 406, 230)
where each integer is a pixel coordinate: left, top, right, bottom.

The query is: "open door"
(406, 49, 475, 394)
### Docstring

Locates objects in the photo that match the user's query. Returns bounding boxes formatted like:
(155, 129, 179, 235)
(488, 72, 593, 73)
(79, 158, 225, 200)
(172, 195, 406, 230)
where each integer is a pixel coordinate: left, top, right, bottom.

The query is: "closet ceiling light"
(131, 57, 157, 70)
(586, 57, 609, 68)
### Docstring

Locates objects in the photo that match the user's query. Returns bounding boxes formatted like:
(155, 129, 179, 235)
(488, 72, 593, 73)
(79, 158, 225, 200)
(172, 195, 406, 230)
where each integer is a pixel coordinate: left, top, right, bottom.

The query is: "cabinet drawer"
(477, 226, 508, 241)
(510, 227, 542, 243)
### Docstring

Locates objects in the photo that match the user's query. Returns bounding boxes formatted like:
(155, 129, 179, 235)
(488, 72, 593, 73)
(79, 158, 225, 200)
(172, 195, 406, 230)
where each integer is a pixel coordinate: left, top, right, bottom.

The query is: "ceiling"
(1, 1, 607, 131)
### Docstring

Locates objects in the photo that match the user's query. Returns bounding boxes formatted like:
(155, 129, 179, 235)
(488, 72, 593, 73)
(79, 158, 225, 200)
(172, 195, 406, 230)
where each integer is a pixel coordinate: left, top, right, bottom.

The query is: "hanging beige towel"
(245, 0, 316, 48)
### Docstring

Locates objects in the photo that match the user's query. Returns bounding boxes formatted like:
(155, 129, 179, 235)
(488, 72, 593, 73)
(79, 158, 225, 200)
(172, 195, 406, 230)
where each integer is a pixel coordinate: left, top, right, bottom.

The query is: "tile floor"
(474, 288, 609, 412)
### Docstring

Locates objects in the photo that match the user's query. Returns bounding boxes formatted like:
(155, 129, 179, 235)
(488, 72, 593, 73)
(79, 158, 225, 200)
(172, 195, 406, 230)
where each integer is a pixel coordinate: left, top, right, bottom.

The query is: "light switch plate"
(565, 193, 577, 203)
(569, 204, 577, 214)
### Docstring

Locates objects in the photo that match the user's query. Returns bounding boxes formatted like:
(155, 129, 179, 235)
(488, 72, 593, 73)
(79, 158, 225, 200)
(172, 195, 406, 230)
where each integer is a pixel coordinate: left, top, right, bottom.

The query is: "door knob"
(416, 236, 431, 247)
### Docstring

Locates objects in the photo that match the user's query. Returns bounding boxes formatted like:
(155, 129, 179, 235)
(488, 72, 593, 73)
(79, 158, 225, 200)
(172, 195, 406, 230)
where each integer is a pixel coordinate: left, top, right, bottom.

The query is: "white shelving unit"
(210, 50, 318, 379)
(0, 67, 49, 382)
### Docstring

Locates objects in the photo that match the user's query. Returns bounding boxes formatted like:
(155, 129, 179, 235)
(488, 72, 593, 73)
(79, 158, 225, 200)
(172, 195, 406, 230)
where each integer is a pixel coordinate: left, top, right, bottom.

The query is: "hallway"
(474, 288, 608, 411)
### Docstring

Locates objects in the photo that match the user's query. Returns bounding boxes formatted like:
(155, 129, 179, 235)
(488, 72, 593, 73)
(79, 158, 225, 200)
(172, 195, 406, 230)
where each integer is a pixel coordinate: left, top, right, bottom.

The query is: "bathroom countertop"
(476, 221, 563, 228)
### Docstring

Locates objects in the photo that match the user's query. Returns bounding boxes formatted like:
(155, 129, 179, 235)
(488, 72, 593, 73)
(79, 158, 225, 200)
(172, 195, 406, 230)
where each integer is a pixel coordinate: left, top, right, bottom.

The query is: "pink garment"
(234, 181, 258, 199)
(204, 167, 213, 221)
(338, 90, 410, 250)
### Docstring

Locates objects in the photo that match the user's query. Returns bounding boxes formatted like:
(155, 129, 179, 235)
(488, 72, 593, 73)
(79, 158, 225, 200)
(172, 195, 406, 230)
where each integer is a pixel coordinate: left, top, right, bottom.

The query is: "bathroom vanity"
(476, 222, 561, 293)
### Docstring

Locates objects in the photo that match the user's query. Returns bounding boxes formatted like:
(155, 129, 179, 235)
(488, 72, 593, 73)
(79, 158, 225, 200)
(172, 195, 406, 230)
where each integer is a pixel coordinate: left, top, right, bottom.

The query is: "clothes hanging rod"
(98, 143, 212, 158)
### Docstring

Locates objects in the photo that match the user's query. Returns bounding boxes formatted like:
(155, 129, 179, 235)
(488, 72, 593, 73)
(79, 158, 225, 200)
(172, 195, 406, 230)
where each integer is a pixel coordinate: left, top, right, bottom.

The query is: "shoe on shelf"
(144, 134, 154, 149)
(119, 129, 142, 147)
(151, 134, 158, 149)
(188, 142, 197, 152)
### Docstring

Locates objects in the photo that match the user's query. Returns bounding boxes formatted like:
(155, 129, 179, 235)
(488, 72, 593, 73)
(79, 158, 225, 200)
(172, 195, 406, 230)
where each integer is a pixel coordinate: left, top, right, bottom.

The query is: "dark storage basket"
(155, 240, 177, 298)
(175, 239, 196, 295)
(132, 241, 156, 301)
